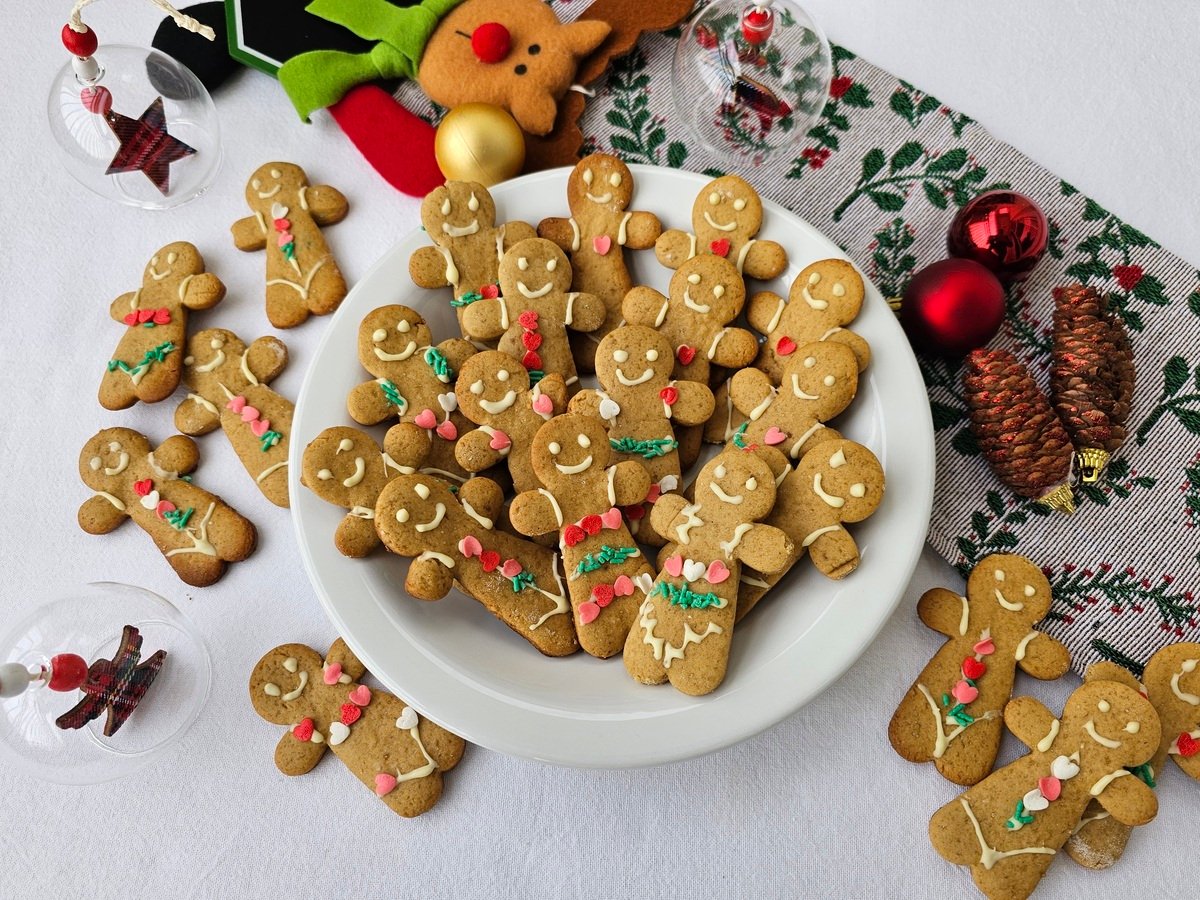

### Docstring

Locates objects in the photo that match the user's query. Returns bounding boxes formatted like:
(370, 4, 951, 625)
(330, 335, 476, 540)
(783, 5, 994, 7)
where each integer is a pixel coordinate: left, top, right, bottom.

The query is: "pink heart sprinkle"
(593, 235, 612, 255)
(578, 601, 600, 625)
(435, 420, 458, 440)
(413, 408, 437, 429)
(763, 426, 787, 446)
(152, 308, 170, 325)
(251, 418, 270, 437)
(705, 560, 731, 585)
(277, 232, 293, 247)
(458, 535, 482, 558)
(489, 430, 511, 451)
(973, 638, 996, 656)
(951, 680, 978, 704)
(374, 773, 397, 796)
(599, 507, 622, 530)
(155, 500, 176, 518)
(500, 558, 522, 578)
(613, 575, 634, 597)
(323, 663, 343, 685)
(1038, 776, 1061, 802)
(664, 555, 684, 578)
(348, 685, 371, 707)
(241, 406, 260, 423)
(226, 396, 246, 413)
(531, 393, 553, 415)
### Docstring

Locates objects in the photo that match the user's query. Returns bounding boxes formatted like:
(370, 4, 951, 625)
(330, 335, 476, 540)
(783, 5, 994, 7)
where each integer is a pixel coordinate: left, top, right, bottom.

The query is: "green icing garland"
(652, 580, 723, 610)
(379, 379, 407, 412)
(574, 545, 639, 575)
(509, 571, 536, 592)
(107, 341, 175, 379)
(450, 291, 481, 308)
(609, 436, 678, 460)
(162, 507, 194, 531)
(732, 422, 750, 449)
(259, 430, 283, 452)
(423, 346, 454, 381)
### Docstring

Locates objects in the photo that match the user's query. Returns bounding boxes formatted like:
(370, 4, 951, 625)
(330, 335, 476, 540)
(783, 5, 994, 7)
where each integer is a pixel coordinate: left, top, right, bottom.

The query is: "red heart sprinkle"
(581, 515, 602, 536)
(591, 583, 615, 607)
(710, 239, 731, 257)
(152, 308, 170, 324)
(659, 387, 679, 405)
(479, 550, 501, 572)
(562, 524, 586, 547)
(518, 310, 539, 330)
(480, 284, 499, 299)
(522, 331, 542, 351)
(676, 345, 697, 365)
(137, 309, 155, 323)
(776, 336, 797, 356)
(339, 703, 361, 726)
(133, 479, 153, 497)
(292, 718, 314, 741)
(123, 312, 139, 326)
(1178, 732, 1199, 757)
(962, 657, 986, 680)
(522, 350, 543, 370)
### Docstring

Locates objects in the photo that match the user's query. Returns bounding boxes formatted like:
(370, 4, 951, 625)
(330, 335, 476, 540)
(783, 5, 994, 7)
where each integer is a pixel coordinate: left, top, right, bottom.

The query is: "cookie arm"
(535, 374, 569, 413)
(231, 215, 268, 251)
(181, 272, 227, 311)
(568, 388, 604, 419)
(174, 394, 222, 436)
(649, 493, 690, 544)
(623, 211, 662, 250)
(409, 246, 452, 290)
(154, 435, 200, 475)
(78, 495, 127, 535)
(728, 368, 775, 418)
(509, 489, 561, 536)
(245, 336, 289, 383)
(611, 460, 652, 508)
(325, 637, 367, 681)
(565, 291, 606, 333)
(1173, 747, 1200, 781)
(274, 730, 328, 776)
(501, 221, 538, 249)
(405, 557, 455, 601)
(347, 380, 397, 426)
(306, 185, 349, 225)
(455, 429, 508, 474)
(1016, 633, 1071, 680)
(708, 327, 759, 370)
(916, 588, 968, 638)
(109, 291, 137, 322)
(829, 328, 873, 371)
(742, 239, 788, 280)
(1094, 774, 1158, 826)
(734, 523, 794, 575)
(804, 527, 862, 580)
(668, 381, 716, 427)
(746, 290, 785, 336)
(1002, 696, 1058, 751)
(460, 299, 508, 341)
(458, 476, 505, 524)
(382, 423, 431, 471)
(334, 515, 381, 558)
(655, 229, 694, 269)
(436, 338, 477, 374)
(621, 286, 668, 328)
(537, 217, 575, 252)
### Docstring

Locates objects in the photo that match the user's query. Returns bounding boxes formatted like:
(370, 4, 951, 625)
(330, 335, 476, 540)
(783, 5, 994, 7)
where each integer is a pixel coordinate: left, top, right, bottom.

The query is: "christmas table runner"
(395, 14, 1200, 677)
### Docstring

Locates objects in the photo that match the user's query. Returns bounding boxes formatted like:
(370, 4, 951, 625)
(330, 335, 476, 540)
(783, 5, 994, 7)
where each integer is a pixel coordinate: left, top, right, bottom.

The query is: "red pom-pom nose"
(48, 653, 89, 692)
(471, 22, 511, 64)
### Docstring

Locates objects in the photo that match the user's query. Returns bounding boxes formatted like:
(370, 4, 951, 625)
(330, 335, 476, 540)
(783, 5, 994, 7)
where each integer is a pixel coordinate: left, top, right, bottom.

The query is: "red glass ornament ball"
(471, 22, 512, 64)
(81, 86, 113, 115)
(947, 190, 1048, 284)
(741, 7, 774, 45)
(900, 259, 1006, 357)
(48, 653, 89, 692)
(62, 24, 98, 58)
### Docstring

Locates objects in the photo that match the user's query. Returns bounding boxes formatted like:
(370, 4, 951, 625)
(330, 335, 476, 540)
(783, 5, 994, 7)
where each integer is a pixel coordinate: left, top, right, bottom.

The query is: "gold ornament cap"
(1036, 482, 1076, 514)
(434, 103, 526, 187)
(1076, 448, 1111, 484)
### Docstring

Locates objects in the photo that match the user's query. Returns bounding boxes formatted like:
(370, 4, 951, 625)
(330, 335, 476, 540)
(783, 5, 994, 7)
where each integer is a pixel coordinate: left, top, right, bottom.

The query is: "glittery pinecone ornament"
(962, 348, 1075, 513)
(1051, 284, 1135, 482)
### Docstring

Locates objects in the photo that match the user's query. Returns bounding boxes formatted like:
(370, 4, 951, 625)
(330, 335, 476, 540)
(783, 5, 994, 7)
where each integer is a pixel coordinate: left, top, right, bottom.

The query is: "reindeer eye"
(578, 435, 590, 448)
(582, 169, 593, 185)
(609, 172, 621, 187)
(546, 258, 557, 272)
(745, 477, 757, 490)
(397, 319, 411, 333)
(804, 357, 816, 368)
(150, 256, 159, 267)
(518, 257, 529, 271)
(338, 439, 354, 452)
(646, 349, 658, 361)
(832, 282, 847, 297)
(687, 273, 701, 284)
(318, 468, 334, 480)
(549, 442, 561, 455)
(733, 198, 747, 211)
(823, 375, 836, 386)
(468, 193, 479, 212)
(1124, 722, 1140, 733)
(708, 192, 720, 205)
(470, 380, 485, 395)
(613, 350, 628, 363)
(108, 442, 121, 452)
(372, 329, 387, 342)
(528, 44, 540, 55)
(441, 197, 451, 215)
(715, 464, 727, 478)
(514, 64, 527, 75)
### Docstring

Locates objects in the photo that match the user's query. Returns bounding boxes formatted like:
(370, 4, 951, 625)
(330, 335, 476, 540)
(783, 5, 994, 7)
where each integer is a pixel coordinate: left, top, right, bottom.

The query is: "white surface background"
(0, 2, 1196, 898)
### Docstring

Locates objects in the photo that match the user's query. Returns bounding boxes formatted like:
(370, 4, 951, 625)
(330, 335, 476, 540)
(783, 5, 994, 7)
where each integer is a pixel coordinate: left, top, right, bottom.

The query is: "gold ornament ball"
(435, 104, 526, 187)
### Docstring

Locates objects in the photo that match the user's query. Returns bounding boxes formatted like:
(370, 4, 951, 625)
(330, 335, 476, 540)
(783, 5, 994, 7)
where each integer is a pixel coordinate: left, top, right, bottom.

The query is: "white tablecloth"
(1, 3, 1195, 897)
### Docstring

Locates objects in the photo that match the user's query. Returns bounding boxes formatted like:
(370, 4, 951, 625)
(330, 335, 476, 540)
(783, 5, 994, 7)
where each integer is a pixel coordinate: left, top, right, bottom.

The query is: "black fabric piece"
(150, 2, 236, 93)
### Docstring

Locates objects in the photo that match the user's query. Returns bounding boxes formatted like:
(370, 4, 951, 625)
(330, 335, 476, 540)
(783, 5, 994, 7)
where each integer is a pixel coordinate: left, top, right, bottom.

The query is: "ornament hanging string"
(67, 0, 215, 41)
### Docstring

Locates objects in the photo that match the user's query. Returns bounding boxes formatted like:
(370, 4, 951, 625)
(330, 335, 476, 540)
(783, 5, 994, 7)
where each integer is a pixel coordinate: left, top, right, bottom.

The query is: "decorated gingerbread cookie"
(78, 428, 256, 586)
(453, 351, 568, 494)
(175, 328, 293, 507)
(231, 162, 349, 329)
(250, 638, 465, 818)
(623, 254, 758, 385)
(99, 241, 225, 411)
(347, 304, 478, 485)
(408, 181, 537, 335)
(625, 447, 794, 696)
(300, 424, 430, 558)
(929, 680, 1160, 900)
(746, 258, 872, 383)
(888, 554, 1071, 786)
(728, 341, 859, 460)
(508, 413, 655, 658)
(654, 174, 787, 280)
(375, 474, 577, 656)
(537, 154, 662, 371)
(462, 238, 605, 390)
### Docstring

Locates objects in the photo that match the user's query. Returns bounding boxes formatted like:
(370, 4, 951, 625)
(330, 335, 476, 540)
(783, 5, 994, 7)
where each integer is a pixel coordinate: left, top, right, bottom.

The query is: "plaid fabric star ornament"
(104, 97, 196, 195)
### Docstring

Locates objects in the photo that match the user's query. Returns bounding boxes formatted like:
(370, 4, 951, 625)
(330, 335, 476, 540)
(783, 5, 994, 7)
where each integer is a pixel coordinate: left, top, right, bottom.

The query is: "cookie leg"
(204, 505, 257, 562)
(887, 685, 941, 766)
(98, 369, 138, 411)
(304, 259, 348, 317)
(623, 596, 669, 684)
(166, 553, 226, 588)
(266, 282, 311, 329)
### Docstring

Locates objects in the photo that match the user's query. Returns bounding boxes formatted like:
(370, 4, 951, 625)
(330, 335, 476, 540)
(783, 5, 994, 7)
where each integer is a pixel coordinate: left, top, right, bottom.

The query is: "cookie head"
(420, 181, 497, 239)
(671, 256, 746, 322)
(798, 441, 885, 522)
(248, 644, 324, 724)
(301, 427, 390, 507)
(499, 238, 572, 300)
(595, 325, 673, 392)
(692, 174, 763, 237)
(358, 305, 434, 368)
(80, 428, 148, 491)
(569, 154, 634, 211)
(530, 414, 611, 488)
(696, 451, 777, 520)
(788, 259, 865, 322)
(375, 474, 458, 556)
(144, 241, 204, 287)
(1062, 681, 1161, 769)
(183, 328, 243, 383)
(455, 351, 530, 420)
(967, 553, 1053, 621)
(781, 342, 859, 417)
(245, 162, 307, 209)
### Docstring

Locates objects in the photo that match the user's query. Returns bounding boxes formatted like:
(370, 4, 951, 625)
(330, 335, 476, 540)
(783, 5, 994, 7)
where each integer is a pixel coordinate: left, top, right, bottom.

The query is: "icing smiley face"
(1061, 682, 1160, 768)
(671, 256, 746, 321)
(695, 452, 777, 520)
(301, 427, 400, 508)
(594, 327, 674, 394)
(498, 238, 573, 301)
(420, 181, 497, 240)
(376, 475, 458, 555)
(570, 155, 634, 210)
(804, 443, 885, 516)
(792, 260, 866, 314)
(967, 555, 1053, 621)
(143, 241, 204, 288)
(454, 352, 530, 420)
(531, 416, 613, 487)
(80, 430, 145, 491)
(359, 306, 433, 365)
(248, 645, 325, 725)
(784, 345, 860, 407)
(692, 175, 764, 238)
(244, 162, 305, 210)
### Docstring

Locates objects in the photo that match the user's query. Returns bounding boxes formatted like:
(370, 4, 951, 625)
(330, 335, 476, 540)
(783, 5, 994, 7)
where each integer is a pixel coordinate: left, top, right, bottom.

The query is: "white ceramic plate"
(290, 165, 934, 768)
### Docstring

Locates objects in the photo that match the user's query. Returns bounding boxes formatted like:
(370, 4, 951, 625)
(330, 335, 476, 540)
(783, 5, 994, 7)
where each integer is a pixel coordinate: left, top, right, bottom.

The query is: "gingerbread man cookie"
(929, 681, 1160, 900)
(537, 154, 662, 371)
(99, 241, 225, 411)
(747, 258, 872, 383)
(231, 162, 349, 329)
(453, 351, 568, 495)
(623, 254, 758, 385)
(250, 638, 465, 818)
(508, 413, 655, 658)
(728, 341, 859, 460)
(654, 174, 787, 280)
(174, 328, 294, 507)
(408, 181, 537, 336)
(462, 238, 605, 391)
(300, 424, 429, 558)
(888, 554, 1071, 786)
(78, 428, 256, 586)
(375, 475, 577, 656)
(347, 304, 478, 485)
(625, 447, 794, 696)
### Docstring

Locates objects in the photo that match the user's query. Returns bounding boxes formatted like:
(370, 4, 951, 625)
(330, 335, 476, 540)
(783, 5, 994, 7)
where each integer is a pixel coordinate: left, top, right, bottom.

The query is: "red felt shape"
(328, 85, 442, 198)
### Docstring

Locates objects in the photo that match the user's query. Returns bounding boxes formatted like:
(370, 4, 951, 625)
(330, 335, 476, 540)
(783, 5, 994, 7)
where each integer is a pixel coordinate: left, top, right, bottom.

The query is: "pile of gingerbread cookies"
(297, 152, 885, 698)
(890, 553, 1200, 899)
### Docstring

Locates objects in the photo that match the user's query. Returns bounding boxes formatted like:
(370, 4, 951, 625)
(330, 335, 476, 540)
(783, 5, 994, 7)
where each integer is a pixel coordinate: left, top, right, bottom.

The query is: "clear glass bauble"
(673, 0, 832, 166)
(47, 44, 221, 209)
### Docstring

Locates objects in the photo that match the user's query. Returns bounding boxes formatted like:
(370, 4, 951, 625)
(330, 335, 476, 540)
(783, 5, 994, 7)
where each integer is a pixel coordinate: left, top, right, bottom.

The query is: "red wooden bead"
(48, 653, 89, 692)
(471, 22, 511, 64)
(62, 24, 98, 58)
